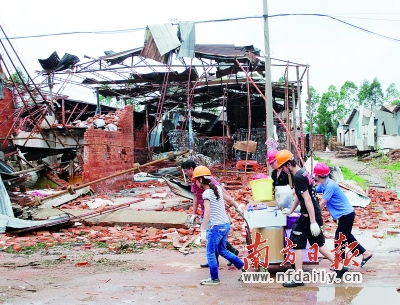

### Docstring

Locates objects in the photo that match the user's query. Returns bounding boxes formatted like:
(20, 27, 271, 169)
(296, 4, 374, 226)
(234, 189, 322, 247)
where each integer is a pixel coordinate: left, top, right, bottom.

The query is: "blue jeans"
(206, 223, 244, 280)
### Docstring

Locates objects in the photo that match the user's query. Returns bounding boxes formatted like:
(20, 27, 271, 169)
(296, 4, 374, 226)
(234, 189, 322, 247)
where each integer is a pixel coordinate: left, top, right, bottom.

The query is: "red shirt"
(191, 176, 220, 216)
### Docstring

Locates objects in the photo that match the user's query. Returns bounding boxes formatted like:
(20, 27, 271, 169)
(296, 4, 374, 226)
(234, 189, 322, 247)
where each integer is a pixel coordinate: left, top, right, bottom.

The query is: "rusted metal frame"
(75, 59, 97, 72)
(52, 75, 93, 89)
(244, 63, 252, 172)
(96, 59, 128, 81)
(61, 99, 65, 125)
(63, 63, 227, 74)
(235, 59, 304, 165)
(0, 31, 66, 148)
(54, 72, 72, 96)
(284, 62, 291, 150)
(0, 137, 80, 147)
(199, 58, 209, 85)
(270, 57, 308, 66)
(291, 83, 297, 155)
(73, 104, 89, 122)
(296, 66, 305, 158)
(65, 102, 79, 125)
(184, 58, 195, 151)
(0, 57, 53, 148)
(139, 56, 157, 73)
(307, 66, 313, 168)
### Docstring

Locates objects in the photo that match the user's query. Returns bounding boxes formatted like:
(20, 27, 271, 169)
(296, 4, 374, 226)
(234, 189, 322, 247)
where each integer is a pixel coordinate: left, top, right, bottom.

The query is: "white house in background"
(336, 104, 400, 151)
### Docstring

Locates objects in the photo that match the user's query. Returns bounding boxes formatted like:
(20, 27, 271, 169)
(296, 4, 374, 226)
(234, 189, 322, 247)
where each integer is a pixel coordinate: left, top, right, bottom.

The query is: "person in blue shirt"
(314, 163, 373, 267)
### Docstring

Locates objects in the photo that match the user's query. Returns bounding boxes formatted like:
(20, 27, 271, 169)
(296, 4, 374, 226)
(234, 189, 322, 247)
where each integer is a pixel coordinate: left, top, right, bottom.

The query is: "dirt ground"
(1, 228, 400, 305)
(315, 152, 400, 189)
(1, 154, 400, 304)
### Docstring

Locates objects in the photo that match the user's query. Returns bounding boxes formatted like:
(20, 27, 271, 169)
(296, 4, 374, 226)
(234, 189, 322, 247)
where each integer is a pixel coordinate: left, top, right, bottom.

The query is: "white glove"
(200, 230, 207, 242)
(310, 222, 321, 237)
(281, 208, 291, 215)
(189, 214, 197, 226)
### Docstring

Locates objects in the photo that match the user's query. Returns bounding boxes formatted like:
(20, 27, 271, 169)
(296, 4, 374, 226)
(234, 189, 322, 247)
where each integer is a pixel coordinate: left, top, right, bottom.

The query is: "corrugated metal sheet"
(99, 48, 142, 65)
(38, 51, 60, 71)
(147, 24, 181, 56)
(177, 22, 195, 58)
(141, 30, 168, 64)
(195, 44, 260, 63)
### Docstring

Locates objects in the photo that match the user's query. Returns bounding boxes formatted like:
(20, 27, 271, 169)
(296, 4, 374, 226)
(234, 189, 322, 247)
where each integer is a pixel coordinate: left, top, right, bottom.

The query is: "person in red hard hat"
(275, 150, 348, 287)
(314, 163, 373, 268)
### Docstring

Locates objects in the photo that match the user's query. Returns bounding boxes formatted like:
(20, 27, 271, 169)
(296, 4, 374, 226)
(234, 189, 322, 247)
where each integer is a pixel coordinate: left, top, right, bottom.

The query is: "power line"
(1, 13, 400, 43)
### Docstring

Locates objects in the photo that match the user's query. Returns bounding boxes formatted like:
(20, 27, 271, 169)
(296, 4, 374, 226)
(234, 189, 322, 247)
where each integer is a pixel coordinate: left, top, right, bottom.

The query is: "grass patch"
(381, 162, 400, 171)
(339, 166, 368, 190)
(4, 242, 49, 255)
(369, 156, 400, 172)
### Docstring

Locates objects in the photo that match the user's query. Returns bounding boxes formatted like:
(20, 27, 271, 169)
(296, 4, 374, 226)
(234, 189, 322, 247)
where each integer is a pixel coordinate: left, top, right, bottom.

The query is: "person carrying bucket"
(191, 165, 244, 285)
(267, 150, 295, 210)
(313, 163, 373, 268)
(275, 150, 349, 287)
(181, 160, 240, 268)
(267, 149, 290, 188)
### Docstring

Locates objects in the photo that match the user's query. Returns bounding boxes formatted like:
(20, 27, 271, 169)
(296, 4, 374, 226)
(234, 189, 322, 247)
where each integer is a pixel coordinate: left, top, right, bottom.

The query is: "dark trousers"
(335, 211, 366, 257)
(214, 241, 238, 263)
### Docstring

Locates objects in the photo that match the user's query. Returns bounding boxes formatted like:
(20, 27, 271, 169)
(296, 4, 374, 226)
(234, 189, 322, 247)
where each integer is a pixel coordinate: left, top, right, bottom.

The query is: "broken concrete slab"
(40, 187, 91, 208)
(32, 209, 189, 229)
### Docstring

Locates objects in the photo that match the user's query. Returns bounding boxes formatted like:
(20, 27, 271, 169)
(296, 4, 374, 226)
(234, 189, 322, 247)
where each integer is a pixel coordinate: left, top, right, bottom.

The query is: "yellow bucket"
(249, 178, 273, 201)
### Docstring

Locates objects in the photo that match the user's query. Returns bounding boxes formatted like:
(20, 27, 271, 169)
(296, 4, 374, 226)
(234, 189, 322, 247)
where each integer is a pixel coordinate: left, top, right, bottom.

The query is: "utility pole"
(263, 0, 274, 142)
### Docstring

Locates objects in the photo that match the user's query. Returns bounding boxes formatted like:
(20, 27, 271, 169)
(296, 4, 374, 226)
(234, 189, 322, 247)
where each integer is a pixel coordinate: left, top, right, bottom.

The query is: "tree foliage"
(306, 78, 396, 140)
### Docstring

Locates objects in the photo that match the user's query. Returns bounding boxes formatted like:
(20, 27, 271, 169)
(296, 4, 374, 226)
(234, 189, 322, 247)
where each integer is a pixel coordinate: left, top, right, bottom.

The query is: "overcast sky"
(1, 0, 400, 103)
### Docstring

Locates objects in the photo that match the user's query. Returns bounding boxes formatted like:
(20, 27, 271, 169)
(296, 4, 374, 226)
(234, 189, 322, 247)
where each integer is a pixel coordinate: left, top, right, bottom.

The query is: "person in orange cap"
(191, 165, 244, 285)
(181, 160, 240, 268)
(276, 150, 348, 287)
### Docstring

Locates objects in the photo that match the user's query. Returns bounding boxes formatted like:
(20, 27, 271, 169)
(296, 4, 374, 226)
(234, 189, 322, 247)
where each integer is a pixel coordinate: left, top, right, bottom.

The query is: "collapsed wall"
(83, 105, 134, 193)
(0, 88, 14, 150)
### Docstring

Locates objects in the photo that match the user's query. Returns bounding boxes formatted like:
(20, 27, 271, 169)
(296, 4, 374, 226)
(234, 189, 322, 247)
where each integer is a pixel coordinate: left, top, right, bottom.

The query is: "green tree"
(339, 81, 358, 114)
(314, 85, 340, 138)
(304, 87, 319, 133)
(10, 67, 28, 84)
(385, 83, 400, 104)
(358, 78, 384, 108)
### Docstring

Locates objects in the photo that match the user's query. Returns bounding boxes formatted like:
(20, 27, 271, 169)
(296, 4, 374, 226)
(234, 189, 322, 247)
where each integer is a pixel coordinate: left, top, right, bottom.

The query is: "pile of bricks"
(322, 189, 400, 234)
(387, 149, 400, 161)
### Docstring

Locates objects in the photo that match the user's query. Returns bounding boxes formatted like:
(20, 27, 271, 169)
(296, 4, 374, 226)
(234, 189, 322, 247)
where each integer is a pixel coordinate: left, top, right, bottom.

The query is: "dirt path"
(1, 231, 400, 305)
(315, 152, 400, 190)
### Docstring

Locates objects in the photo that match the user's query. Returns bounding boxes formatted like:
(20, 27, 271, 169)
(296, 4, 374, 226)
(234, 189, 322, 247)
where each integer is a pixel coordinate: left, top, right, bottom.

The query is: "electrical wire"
(1, 13, 400, 43)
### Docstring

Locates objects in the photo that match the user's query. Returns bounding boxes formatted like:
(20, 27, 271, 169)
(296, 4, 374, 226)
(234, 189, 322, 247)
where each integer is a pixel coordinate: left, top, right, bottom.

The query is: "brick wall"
(134, 126, 148, 164)
(83, 105, 134, 193)
(0, 88, 14, 149)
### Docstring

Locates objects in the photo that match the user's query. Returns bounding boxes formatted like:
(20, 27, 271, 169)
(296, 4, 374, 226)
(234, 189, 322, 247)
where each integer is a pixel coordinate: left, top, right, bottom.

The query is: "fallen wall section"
(83, 105, 134, 193)
(0, 88, 14, 149)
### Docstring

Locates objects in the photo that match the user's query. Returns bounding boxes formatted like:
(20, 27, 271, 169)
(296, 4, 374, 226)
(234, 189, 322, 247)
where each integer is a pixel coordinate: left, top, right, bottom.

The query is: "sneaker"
(282, 280, 305, 288)
(335, 266, 349, 279)
(200, 278, 221, 286)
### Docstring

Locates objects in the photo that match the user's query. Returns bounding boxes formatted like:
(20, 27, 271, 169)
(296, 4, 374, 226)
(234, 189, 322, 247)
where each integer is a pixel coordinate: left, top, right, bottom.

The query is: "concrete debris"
(387, 149, 400, 161)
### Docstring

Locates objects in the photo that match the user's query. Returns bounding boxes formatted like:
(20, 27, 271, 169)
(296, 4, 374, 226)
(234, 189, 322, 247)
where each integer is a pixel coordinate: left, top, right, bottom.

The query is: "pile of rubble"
(322, 189, 400, 236)
(387, 149, 400, 161)
(334, 146, 358, 158)
(67, 109, 127, 131)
